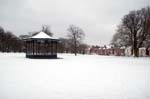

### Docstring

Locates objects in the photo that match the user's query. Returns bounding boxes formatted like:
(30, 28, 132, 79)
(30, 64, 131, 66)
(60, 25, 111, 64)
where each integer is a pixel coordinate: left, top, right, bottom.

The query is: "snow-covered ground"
(0, 53, 150, 99)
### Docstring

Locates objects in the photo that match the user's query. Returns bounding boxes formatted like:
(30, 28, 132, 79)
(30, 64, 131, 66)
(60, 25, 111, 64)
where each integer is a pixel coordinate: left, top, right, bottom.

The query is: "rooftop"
(31, 31, 57, 39)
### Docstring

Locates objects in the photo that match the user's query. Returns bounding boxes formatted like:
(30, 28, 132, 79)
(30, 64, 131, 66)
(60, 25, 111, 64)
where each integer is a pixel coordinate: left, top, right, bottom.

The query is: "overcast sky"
(0, 0, 150, 45)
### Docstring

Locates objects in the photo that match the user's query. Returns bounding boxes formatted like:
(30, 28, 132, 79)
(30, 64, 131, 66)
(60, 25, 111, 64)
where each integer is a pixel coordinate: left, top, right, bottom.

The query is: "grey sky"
(0, 0, 150, 45)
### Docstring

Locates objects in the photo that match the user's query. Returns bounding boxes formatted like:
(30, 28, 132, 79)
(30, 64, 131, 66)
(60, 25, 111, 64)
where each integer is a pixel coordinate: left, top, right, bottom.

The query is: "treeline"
(0, 26, 24, 52)
(0, 25, 89, 55)
(58, 37, 89, 54)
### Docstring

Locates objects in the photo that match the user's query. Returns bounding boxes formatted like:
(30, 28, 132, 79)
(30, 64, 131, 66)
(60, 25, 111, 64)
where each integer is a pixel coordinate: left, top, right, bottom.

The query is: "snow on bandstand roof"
(30, 31, 57, 39)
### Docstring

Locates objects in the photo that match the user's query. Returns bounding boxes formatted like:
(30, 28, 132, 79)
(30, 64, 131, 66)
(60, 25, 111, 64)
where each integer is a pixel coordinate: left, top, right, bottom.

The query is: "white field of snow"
(0, 53, 150, 99)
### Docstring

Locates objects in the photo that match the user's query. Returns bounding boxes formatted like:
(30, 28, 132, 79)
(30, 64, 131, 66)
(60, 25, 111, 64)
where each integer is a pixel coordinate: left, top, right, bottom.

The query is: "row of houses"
(88, 46, 150, 57)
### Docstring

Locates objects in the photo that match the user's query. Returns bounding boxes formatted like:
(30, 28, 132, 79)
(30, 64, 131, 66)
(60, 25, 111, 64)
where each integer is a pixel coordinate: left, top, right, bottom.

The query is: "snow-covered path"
(0, 53, 150, 99)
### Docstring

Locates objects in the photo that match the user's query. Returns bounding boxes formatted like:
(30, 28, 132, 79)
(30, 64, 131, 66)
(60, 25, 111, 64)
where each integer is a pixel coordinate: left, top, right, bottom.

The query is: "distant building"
(139, 47, 150, 57)
(89, 45, 150, 57)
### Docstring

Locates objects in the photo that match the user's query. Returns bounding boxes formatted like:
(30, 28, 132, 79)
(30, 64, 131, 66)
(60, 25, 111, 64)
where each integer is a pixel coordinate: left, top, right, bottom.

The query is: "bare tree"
(111, 25, 132, 48)
(111, 6, 150, 57)
(67, 25, 85, 56)
(42, 25, 53, 37)
(0, 26, 5, 51)
(31, 25, 53, 37)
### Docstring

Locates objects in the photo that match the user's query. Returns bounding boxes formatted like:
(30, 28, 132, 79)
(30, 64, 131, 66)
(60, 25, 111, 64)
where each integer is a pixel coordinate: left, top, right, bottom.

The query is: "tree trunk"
(131, 47, 134, 56)
(74, 40, 77, 56)
(133, 42, 139, 57)
(133, 32, 139, 57)
(133, 47, 139, 57)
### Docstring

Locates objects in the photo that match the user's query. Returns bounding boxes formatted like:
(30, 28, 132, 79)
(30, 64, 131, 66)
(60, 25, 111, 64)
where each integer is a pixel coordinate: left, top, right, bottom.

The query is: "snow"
(31, 32, 57, 39)
(0, 53, 150, 99)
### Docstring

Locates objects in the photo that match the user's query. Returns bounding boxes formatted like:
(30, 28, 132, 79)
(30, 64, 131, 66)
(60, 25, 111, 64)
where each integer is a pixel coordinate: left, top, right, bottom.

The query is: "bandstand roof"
(30, 31, 58, 40)
(25, 32, 59, 41)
